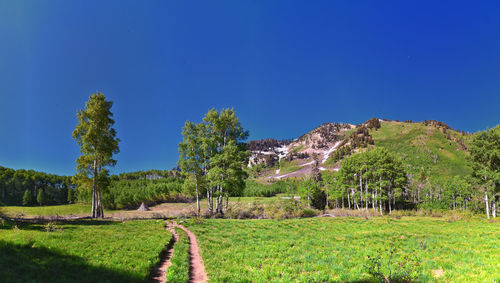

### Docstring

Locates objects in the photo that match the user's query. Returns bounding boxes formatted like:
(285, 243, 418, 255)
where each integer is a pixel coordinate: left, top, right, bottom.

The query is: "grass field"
(185, 217, 500, 282)
(0, 203, 102, 217)
(0, 219, 168, 282)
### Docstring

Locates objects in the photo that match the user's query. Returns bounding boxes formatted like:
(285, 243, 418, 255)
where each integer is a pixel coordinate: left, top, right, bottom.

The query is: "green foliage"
(104, 177, 184, 209)
(0, 219, 168, 282)
(243, 179, 289, 197)
(468, 125, 500, 218)
(67, 189, 74, 204)
(36, 189, 45, 206)
(22, 190, 32, 206)
(72, 92, 120, 218)
(166, 228, 190, 282)
(365, 242, 422, 283)
(185, 218, 500, 282)
(179, 108, 250, 216)
(0, 166, 72, 206)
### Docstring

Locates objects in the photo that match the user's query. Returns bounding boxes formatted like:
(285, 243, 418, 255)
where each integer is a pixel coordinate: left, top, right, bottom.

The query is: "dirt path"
(171, 221, 208, 283)
(151, 221, 178, 283)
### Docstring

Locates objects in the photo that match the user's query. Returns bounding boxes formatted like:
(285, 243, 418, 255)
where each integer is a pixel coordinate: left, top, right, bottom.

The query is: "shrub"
(300, 208, 318, 218)
(365, 241, 422, 283)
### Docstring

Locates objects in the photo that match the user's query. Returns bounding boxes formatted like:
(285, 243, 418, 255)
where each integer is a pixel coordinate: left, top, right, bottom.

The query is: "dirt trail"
(172, 221, 208, 283)
(151, 221, 178, 283)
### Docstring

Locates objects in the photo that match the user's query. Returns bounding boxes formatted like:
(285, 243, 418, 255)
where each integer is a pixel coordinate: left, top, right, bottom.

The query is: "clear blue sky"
(1, 1, 499, 176)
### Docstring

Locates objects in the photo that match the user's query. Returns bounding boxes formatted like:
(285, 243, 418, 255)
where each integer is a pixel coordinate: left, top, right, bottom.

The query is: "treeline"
(116, 169, 180, 180)
(76, 176, 185, 209)
(290, 126, 499, 219)
(0, 165, 186, 209)
(0, 166, 73, 206)
(247, 139, 292, 152)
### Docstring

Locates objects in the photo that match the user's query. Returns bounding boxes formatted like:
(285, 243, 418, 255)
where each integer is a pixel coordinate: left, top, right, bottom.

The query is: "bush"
(300, 208, 318, 218)
(365, 241, 422, 282)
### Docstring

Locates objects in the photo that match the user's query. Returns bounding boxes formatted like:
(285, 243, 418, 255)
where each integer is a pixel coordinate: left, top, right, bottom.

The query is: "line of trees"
(178, 108, 250, 216)
(0, 166, 74, 206)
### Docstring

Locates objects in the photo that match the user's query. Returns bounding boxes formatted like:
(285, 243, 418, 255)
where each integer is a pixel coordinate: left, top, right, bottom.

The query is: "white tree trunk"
(485, 188, 490, 219)
(195, 182, 200, 216)
(492, 198, 496, 218)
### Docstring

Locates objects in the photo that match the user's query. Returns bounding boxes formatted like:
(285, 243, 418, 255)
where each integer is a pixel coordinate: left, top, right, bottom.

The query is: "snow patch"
(322, 141, 342, 164)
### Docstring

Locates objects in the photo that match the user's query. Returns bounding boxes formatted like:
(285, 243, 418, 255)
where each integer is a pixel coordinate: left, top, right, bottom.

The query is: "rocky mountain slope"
(248, 119, 471, 181)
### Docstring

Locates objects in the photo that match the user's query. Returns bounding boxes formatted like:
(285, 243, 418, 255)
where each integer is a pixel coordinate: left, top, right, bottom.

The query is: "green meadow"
(185, 217, 500, 282)
(0, 219, 168, 283)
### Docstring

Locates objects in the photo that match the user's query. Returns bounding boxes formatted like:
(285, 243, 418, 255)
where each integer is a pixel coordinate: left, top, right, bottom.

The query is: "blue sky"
(0, 1, 499, 176)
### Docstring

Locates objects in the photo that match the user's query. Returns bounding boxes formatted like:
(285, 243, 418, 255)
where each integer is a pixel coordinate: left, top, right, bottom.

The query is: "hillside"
(248, 119, 471, 182)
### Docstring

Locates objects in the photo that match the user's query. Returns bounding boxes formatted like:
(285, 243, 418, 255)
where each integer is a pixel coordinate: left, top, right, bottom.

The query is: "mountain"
(248, 118, 472, 182)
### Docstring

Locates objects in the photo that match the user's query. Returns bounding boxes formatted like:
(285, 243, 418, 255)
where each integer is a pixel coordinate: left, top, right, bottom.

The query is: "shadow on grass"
(0, 219, 118, 232)
(0, 240, 143, 283)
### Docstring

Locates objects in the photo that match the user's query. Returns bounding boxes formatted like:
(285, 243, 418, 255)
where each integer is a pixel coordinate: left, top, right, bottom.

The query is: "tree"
(468, 126, 500, 219)
(37, 189, 45, 206)
(72, 92, 120, 218)
(67, 188, 74, 204)
(178, 121, 206, 216)
(22, 189, 32, 206)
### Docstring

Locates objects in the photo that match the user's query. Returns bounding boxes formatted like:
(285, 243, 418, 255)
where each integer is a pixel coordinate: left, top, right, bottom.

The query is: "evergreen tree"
(22, 189, 32, 206)
(37, 189, 45, 206)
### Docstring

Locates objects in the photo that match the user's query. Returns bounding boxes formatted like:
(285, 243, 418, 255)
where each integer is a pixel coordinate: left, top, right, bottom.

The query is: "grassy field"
(0, 219, 168, 282)
(185, 217, 500, 282)
(0, 203, 102, 217)
(0, 197, 283, 219)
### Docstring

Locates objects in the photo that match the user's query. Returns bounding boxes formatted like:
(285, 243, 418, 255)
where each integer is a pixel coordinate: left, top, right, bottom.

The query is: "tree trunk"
(372, 189, 375, 212)
(379, 188, 383, 215)
(225, 193, 229, 213)
(347, 191, 351, 209)
(352, 189, 359, 210)
(492, 197, 496, 218)
(207, 187, 213, 216)
(307, 185, 311, 208)
(326, 184, 329, 209)
(359, 172, 363, 209)
(342, 195, 344, 209)
(195, 181, 200, 216)
(92, 159, 97, 218)
(365, 179, 368, 210)
(485, 187, 490, 219)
